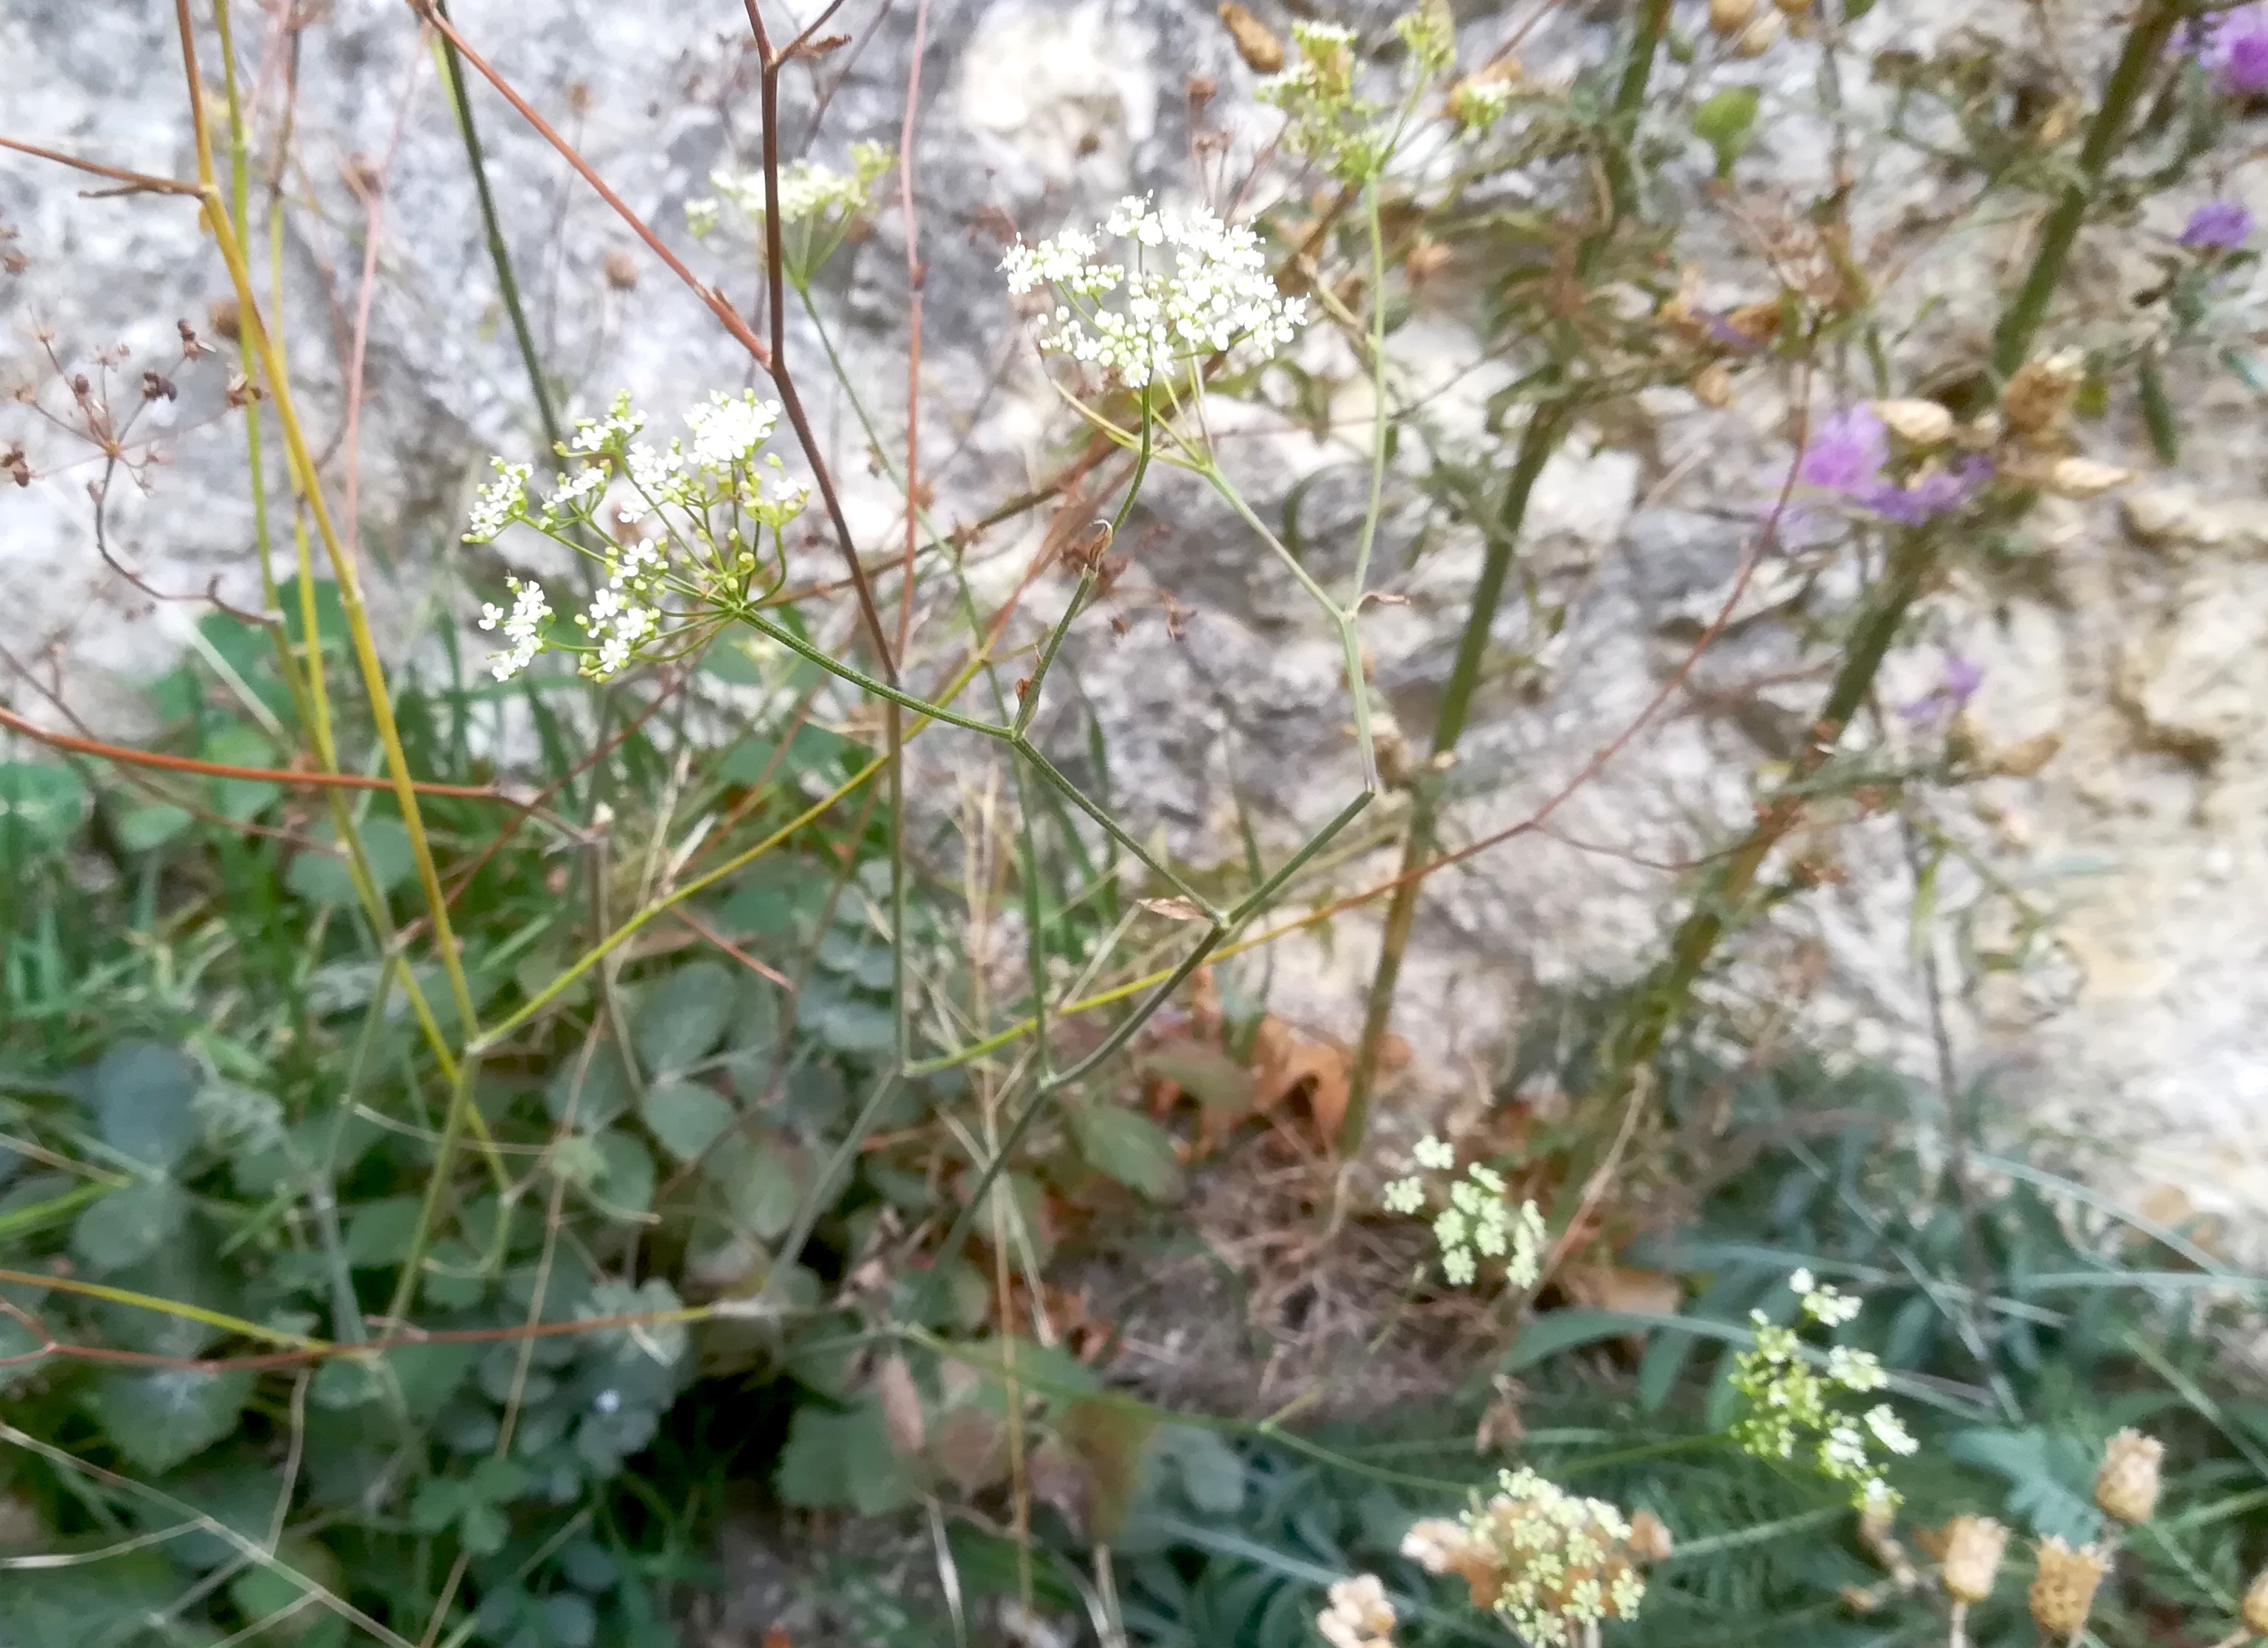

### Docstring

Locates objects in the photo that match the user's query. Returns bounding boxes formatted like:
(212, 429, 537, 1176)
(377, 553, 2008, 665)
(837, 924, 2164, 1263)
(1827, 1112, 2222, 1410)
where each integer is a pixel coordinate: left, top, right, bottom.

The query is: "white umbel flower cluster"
(1000, 196, 1306, 390)
(464, 458, 531, 545)
(688, 142, 893, 250)
(460, 391, 810, 682)
(1728, 1270, 1914, 1508)
(477, 576, 552, 682)
(1382, 1136, 1545, 1288)
(1403, 1470, 1650, 1647)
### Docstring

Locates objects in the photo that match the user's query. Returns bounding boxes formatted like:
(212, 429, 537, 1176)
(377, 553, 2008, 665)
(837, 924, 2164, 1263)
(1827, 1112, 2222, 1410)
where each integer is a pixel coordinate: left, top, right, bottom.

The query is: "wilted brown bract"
(1218, 2, 1283, 73)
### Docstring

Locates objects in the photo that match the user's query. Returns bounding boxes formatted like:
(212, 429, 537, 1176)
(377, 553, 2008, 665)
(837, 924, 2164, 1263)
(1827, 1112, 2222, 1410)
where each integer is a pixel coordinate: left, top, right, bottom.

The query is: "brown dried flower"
(1939, 1515, 2008, 1605)
(1709, 0, 1756, 34)
(2000, 349, 2084, 440)
(2027, 1537, 2110, 1637)
(2243, 1564, 2268, 1635)
(1218, 2, 1284, 74)
(2093, 1428, 2162, 1525)
(1627, 1510, 1675, 1565)
(1874, 399, 1953, 446)
(1733, 12, 1782, 55)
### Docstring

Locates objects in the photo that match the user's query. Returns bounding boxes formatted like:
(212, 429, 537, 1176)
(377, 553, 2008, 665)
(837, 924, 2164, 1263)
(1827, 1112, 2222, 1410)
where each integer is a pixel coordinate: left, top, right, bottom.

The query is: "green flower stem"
(1343, 0, 1672, 1145)
(432, 0, 564, 454)
(1990, 0, 2185, 379)
(1344, 398, 1569, 1147)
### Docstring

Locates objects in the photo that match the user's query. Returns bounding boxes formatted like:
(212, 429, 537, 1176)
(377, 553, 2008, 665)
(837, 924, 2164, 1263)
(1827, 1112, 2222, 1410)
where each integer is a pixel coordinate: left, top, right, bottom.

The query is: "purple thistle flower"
(2180, 200, 2255, 249)
(2205, 6, 2268, 96)
(1796, 405, 1890, 494)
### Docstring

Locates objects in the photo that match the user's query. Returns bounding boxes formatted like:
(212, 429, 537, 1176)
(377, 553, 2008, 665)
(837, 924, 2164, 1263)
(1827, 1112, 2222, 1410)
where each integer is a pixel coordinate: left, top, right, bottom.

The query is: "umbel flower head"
(1728, 1271, 1916, 1507)
(1401, 1470, 1654, 1647)
(688, 142, 894, 280)
(461, 390, 807, 681)
(1000, 196, 1306, 390)
(1382, 1137, 1546, 1288)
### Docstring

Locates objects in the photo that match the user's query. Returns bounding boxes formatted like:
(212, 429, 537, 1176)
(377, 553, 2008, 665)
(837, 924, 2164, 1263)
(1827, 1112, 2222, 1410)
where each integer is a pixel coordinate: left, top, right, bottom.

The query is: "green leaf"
(588, 1130, 655, 1219)
(1068, 1103, 1184, 1201)
(1137, 1044, 1252, 1118)
(635, 960, 737, 1071)
(343, 1195, 426, 1268)
(1159, 1424, 1246, 1515)
(545, 1047, 633, 1131)
(816, 996, 896, 1056)
(287, 817, 414, 907)
(458, 1501, 509, 1556)
(776, 1400, 915, 1515)
(703, 1128, 800, 1240)
(539, 1593, 599, 1648)
(641, 1078, 736, 1164)
(229, 1543, 346, 1645)
(0, 762, 87, 852)
(111, 798, 192, 852)
(1947, 1428, 2107, 1543)
(200, 723, 277, 822)
(71, 1177, 189, 1273)
(93, 1038, 202, 1170)
(82, 1366, 254, 1473)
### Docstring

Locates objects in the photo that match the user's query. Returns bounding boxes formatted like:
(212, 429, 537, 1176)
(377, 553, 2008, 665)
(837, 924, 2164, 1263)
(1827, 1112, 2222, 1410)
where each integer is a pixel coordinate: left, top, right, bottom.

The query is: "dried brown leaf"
(1137, 895, 1207, 921)
(874, 1353, 926, 1461)
(1218, 2, 1284, 72)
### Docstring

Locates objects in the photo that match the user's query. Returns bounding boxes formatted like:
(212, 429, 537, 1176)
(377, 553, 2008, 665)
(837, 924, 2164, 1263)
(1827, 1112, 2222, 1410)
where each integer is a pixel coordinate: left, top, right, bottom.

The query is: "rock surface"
(5, 0, 2268, 1234)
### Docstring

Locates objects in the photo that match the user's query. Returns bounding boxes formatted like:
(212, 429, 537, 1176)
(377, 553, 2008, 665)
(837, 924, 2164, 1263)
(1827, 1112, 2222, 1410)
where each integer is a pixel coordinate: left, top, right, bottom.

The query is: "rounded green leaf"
(588, 1130, 656, 1220)
(1068, 1103, 1184, 1202)
(111, 799, 192, 853)
(641, 1078, 735, 1165)
(0, 762, 87, 853)
(545, 1048, 633, 1131)
(633, 960, 737, 1072)
(94, 1038, 202, 1170)
(71, 1177, 189, 1274)
(286, 818, 414, 907)
(82, 1366, 254, 1473)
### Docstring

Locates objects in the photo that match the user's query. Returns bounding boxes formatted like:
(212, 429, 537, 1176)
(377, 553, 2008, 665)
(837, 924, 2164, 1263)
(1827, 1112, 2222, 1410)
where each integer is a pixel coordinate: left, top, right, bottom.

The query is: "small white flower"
(481, 576, 551, 680)
(1826, 1345, 1887, 1393)
(685, 389, 781, 473)
(464, 457, 531, 543)
(1413, 1135, 1455, 1171)
(1865, 1404, 1918, 1456)
(1788, 1268, 1815, 1296)
(1442, 1248, 1477, 1287)
(1382, 1176, 1426, 1215)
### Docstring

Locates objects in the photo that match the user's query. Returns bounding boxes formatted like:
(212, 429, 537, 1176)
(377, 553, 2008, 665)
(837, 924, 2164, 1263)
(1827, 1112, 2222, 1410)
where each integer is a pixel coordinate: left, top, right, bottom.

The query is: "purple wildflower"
(2180, 200, 2255, 249)
(1901, 653, 1985, 722)
(1862, 457, 1992, 524)
(2205, 6, 2268, 96)
(1796, 405, 1890, 493)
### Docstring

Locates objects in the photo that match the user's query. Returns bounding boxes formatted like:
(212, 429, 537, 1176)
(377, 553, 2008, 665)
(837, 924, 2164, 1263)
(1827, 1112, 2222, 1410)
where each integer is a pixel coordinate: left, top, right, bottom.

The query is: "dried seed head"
(1404, 235, 1454, 284)
(1627, 1511, 1675, 1565)
(2044, 457, 2135, 500)
(1709, 0, 1756, 34)
(2244, 1565, 2268, 1635)
(1693, 362, 1735, 408)
(2093, 1428, 2163, 1525)
(1940, 1515, 2008, 1604)
(1874, 399, 1954, 446)
(1218, 2, 1284, 73)
(2027, 1537, 2111, 1637)
(603, 250, 640, 290)
(209, 297, 241, 341)
(2000, 349, 2084, 439)
(1734, 12, 1782, 55)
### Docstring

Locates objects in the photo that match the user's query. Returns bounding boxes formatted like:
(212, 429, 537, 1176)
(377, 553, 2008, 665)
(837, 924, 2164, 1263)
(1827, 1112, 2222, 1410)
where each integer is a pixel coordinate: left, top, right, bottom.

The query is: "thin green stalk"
(1344, 400, 1567, 1145)
(1990, 0, 2184, 377)
(433, 0, 564, 453)
(1343, 0, 1671, 1144)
